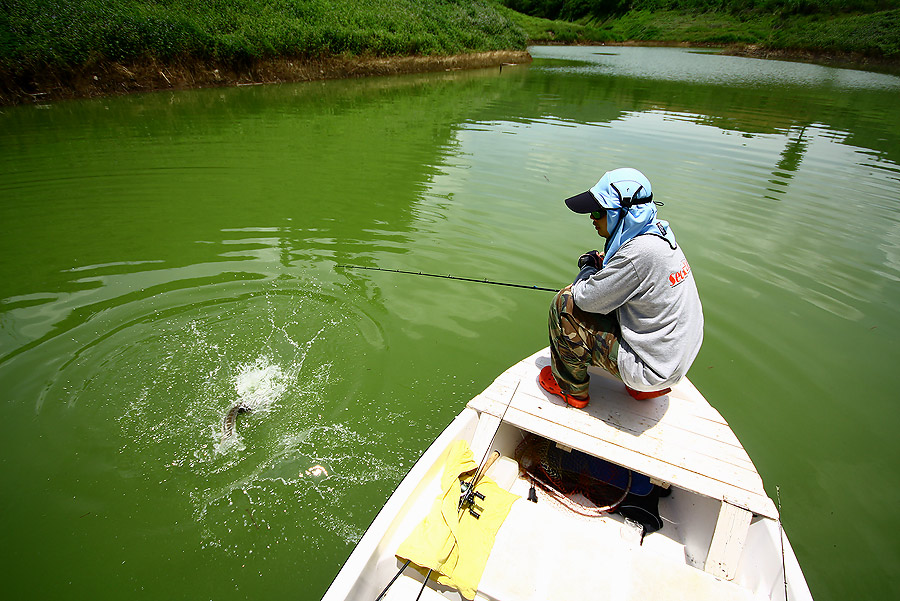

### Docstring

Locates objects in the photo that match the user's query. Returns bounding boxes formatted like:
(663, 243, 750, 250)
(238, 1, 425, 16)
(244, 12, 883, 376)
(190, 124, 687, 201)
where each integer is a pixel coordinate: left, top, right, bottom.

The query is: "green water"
(1, 46, 898, 600)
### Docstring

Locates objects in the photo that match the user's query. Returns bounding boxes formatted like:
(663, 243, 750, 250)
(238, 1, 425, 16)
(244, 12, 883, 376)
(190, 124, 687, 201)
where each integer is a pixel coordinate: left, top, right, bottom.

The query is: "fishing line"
(336, 265, 559, 293)
(777, 486, 789, 601)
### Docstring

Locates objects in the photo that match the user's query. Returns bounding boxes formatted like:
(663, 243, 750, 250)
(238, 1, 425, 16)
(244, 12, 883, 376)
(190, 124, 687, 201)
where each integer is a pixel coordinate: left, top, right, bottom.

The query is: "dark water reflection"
(1, 46, 898, 600)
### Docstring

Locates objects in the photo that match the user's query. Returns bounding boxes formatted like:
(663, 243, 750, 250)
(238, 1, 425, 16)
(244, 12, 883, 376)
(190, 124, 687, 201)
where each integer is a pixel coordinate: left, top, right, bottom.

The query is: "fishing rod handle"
(474, 450, 501, 488)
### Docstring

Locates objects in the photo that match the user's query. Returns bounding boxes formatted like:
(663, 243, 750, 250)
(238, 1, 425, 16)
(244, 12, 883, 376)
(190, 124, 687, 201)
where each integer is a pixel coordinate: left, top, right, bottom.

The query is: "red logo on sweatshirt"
(669, 259, 692, 287)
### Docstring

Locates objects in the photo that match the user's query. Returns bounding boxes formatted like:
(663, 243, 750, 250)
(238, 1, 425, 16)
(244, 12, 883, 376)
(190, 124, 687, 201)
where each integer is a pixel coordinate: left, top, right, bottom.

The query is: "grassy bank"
(3, 0, 897, 105)
(0, 0, 529, 103)
(501, 3, 900, 60)
(1, 0, 527, 66)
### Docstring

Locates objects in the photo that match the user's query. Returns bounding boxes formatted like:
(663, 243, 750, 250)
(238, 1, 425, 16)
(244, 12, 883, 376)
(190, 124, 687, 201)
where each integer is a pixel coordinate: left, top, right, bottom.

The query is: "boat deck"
(383, 487, 761, 601)
(466, 348, 777, 519)
(479, 485, 761, 601)
(322, 349, 811, 601)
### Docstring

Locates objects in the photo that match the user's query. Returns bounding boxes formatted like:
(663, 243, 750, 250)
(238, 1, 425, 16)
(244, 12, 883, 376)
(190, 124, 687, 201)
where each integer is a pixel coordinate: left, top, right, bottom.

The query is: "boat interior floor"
(381, 458, 758, 601)
(477, 469, 759, 601)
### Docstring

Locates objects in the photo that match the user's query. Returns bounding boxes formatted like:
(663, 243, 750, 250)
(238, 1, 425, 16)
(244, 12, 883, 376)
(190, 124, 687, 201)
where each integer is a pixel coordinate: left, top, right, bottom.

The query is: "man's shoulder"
(615, 235, 688, 277)
(618, 233, 678, 257)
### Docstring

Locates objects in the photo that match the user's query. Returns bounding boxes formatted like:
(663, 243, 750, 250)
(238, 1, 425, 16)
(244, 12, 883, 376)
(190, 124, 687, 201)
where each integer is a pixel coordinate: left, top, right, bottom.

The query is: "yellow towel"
(396, 440, 519, 600)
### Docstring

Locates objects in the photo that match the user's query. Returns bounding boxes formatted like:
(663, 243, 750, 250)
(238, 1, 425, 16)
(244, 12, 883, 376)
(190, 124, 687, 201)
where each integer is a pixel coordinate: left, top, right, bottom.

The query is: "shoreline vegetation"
(2, 0, 898, 106)
(0, 0, 530, 105)
(500, 1, 900, 71)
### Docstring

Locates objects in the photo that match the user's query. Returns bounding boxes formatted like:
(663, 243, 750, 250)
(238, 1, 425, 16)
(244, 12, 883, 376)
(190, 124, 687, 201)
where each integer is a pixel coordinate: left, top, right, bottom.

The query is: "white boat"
(322, 348, 813, 601)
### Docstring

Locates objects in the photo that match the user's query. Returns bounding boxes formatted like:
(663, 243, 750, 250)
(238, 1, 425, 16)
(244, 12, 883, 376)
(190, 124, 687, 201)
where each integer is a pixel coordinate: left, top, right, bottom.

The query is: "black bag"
(613, 485, 670, 534)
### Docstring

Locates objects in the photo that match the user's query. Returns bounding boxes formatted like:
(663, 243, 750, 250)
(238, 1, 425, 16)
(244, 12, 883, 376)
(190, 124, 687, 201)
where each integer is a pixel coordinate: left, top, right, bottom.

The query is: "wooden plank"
(478, 392, 760, 493)
(471, 383, 763, 492)
(482, 378, 739, 451)
(518, 347, 724, 420)
(484, 376, 757, 473)
(704, 502, 754, 580)
(483, 349, 753, 460)
(491, 355, 739, 440)
(476, 398, 775, 518)
(467, 349, 778, 519)
(505, 369, 749, 453)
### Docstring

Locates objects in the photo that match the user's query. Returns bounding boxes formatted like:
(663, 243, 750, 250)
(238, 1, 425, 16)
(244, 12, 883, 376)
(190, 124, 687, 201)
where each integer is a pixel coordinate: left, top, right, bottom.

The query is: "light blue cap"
(589, 168, 653, 209)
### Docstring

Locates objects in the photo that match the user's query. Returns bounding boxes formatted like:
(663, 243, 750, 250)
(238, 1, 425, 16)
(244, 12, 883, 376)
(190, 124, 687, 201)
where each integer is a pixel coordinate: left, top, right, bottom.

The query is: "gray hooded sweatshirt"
(572, 234, 704, 391)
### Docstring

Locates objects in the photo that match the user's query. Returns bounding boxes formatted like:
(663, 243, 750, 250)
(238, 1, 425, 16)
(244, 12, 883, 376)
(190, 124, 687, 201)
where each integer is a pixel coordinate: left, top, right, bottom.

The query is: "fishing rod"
(372, 379, 521, 601)
(777, 486, 788, 601)
(458, 379, 521, 520)
(374, 559, 410, 601)
(336, 265, 559, 293)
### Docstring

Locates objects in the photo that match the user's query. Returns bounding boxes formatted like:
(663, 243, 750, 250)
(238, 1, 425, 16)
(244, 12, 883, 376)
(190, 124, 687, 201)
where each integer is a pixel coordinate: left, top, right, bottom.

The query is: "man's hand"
(577, 250, 603, 270)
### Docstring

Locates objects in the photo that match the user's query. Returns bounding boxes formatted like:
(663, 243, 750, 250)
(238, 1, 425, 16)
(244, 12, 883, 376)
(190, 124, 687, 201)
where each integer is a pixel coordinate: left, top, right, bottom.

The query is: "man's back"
(573, 235, 704, 390)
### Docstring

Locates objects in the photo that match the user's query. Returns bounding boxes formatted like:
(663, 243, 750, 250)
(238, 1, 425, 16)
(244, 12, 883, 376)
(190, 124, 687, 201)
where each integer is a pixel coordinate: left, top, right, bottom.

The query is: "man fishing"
(539, 168, 704, 408)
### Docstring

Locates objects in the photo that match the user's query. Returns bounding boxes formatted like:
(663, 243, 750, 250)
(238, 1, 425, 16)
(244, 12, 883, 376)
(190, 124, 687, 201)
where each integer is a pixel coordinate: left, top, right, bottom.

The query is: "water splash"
(213, 356, 295, 453)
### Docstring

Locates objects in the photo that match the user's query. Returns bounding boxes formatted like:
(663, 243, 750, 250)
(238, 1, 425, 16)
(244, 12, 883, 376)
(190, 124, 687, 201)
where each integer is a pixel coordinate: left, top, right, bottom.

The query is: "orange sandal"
(539, 366, 590, 409)
(625, 385, 671, 400)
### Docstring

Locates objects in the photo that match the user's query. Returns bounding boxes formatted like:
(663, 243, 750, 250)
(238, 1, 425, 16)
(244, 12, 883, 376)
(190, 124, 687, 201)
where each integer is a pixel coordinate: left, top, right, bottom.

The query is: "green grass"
(502, 6, 900, 57)
(2, 0, 897, 76)
(502, 0, 900, 21)
(497, 5, 588, 42)
(0, 0, 529, 70)
(769, 8, 900, 56)
(594, 10, 785, 44)
(501, 7, 773, 44)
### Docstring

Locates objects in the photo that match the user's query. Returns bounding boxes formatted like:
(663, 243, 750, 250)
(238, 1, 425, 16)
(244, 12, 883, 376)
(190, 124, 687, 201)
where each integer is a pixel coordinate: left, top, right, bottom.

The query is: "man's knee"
(551, 285, 572, 318)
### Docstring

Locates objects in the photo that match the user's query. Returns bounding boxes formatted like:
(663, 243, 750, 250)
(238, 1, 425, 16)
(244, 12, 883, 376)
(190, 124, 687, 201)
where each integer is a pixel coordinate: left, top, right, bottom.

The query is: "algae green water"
(2, 46, 899, 600)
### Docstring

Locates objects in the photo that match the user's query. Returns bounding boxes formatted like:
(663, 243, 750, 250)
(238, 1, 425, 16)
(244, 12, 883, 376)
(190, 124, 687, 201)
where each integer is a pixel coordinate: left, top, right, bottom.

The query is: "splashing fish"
(222, 403, 253, 439)
(219, 357, 291, 442)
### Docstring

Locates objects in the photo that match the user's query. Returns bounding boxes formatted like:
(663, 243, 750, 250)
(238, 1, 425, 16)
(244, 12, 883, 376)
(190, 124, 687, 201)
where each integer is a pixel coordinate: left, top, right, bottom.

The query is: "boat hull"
(322, 350, 813, 601)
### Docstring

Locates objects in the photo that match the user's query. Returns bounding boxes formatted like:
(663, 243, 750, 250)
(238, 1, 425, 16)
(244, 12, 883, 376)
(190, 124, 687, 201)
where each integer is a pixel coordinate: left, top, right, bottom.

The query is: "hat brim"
(564, 190, 601, 214)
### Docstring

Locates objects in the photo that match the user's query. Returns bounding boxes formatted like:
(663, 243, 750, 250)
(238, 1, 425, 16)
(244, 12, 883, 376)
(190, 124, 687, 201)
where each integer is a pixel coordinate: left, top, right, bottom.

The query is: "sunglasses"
(590, 211, 605, 220)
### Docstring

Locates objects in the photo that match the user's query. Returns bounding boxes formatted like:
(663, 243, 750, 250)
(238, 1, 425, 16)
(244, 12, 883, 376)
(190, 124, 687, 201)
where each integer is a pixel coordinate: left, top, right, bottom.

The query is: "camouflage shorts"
(548, 285, 621, 397)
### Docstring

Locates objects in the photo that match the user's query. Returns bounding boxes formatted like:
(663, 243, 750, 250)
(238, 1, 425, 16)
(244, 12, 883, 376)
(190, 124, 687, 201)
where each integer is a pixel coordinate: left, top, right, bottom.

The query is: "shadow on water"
(766, 125, 810, 200)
